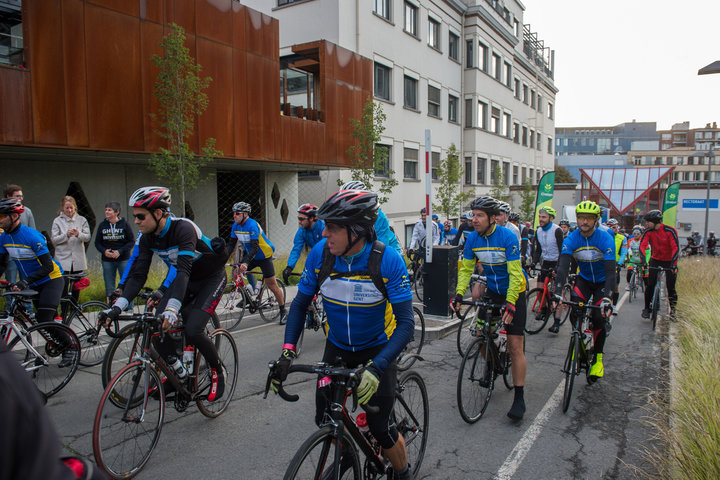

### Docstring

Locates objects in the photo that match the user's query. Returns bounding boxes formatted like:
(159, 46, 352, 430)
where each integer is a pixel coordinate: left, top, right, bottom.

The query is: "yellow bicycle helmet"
(575, 200, 601, 217)
(539, 206, 556, 218)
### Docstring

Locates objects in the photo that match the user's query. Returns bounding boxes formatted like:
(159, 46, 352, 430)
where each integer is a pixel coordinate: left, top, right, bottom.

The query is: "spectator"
(3, 184, 35, 284)
(51, 196, 91, 310)
(94, 202, 134, 304)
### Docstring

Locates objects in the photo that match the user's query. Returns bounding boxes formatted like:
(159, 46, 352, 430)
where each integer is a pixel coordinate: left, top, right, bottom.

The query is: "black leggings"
(644, 259, 677, 310)
(571, 276, 608, 355)
(32, 277, 64, 324)
(315, 341, 399, 450)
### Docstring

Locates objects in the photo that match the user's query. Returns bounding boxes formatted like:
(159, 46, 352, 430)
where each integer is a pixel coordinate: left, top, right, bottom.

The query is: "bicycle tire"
(295, 326, 306, 358)
(396, 371, 429, 477)
(525, 288, 551, 334)
(413, 265, 424, 302)
(562, 334, 580, 413)
(93, 361, 164, 480)
(196, 328, 239, 418)
(397, 306, 425, 371)
(456, 303, 478, 357)
(283, 426, 361, 480)
(8, 322, 81, 398)
(258, 279, 287, 323)
(558, 285, 572, 326)
(457, 337, 494, 423)
(501, 351, 514, 390)
(66, 300, 112, 367)
(219, 283, 246, 330)
(651, 285, 660, 331)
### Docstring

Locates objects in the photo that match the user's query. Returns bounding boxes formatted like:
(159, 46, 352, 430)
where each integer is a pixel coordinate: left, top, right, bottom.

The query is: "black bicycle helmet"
(232, 202, 251, 213)
(129, 186, 171, 211)
(470, 196, 500, 215)
(317, 189, 378, 226)
(0, 198, 25, 215)
(559, 219, 570, 226)
(643, 210, 663, 223)
(508, 212, 520, 222)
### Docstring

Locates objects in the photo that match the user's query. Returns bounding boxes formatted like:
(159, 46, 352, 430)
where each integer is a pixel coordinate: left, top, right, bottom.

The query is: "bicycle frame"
(0, 315, 49, 371)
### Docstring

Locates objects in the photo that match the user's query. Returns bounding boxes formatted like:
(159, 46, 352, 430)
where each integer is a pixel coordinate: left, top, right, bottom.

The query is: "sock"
(514, 385, 524, 399)
(612, 292, 619, 304)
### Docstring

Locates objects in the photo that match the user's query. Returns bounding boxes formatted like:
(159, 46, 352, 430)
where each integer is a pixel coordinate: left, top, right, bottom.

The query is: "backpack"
(316, 240, 387, 298)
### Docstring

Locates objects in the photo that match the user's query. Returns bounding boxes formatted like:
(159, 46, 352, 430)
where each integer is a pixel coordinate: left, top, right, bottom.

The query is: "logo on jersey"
(400, 274, 411, 291)
(605, 247, 613, 255)
(510, 245, 518, 256)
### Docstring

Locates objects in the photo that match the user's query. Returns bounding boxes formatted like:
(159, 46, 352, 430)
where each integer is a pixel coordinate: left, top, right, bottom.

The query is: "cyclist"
(228, 201, 287, 324)
(497, 202, 521, 243)
(531, 206, 565, 333)
(553, 200, 615, 382)
(100, 187, 227, 402)
(625, 226, 644, 289)
(520, 221, 534, 267)
(688, 231, 703, 256)
(606, 219, 627, 304)
(450, 196, 528, 420)
(282, 204, 324, 284)
(451, 211, 474, 247)
(442, 220, 458, 245)
(559, 219, 571, 238)
(271, 189, 416, 480)
(339, 181, 402, 256)
(639, 210, 679, 319)
(0, 198, 76, 368)
(707, 231, 717, 256)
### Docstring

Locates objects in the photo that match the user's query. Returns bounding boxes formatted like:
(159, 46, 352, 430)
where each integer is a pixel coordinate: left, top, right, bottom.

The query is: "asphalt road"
(46, 276, 668, 479)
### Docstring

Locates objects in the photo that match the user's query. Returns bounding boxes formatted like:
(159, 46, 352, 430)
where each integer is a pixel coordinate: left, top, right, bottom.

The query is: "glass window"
(465, 39, 473, 68)
(504, 113, 511, 137)
(536, 133, 542, 151)
(431, 151, 440, 180)
(491, 160, 499, 183)
(374, 0, 391, 20)
(449, 32, 459, 60)
(522, 126, 528, 146)
(404, 2, 417, 36)
(404, 147, 418, 179)
(530, 90, 536, 109)
(374, 144, 391, 177)
(547, 137, 552, 154)
(514, 78, 520, 98)
(513, 122, 519, 143)
(537, 95, 543, 113)
(492, 53, 501, 80)
(465, 157, 472, 184)
(374, 62, 391, 101)
(478, 101, 488, 129)
(479, 42, 488, 71)
(504, 62, 512, 87)
(523, 84, 529, 104)
(404, 75, 417, 110)
(428, 18, 440, 49)
(477, 157, 486, 184)
(428, 85, 440, 117)
(281, 67, 315, 115)
(547, 102, 554, 119)
(529, 130, 535, 148)
(464, 98, 473, 127)
(491, 107, 501, 134)
(448, 94, 458, 123)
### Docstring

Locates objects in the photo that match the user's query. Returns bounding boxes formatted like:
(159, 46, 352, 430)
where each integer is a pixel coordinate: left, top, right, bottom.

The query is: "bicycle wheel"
(283, 426, 361, 480)
(413, 265, 424, 302)
(558, 285, 572, 326)
(525, 288, 550, 334)
(562, 334, 580, 413)
(500, 351, 514, 390)
(66, 300, 111, 367)
(457, 337, 494, 423)
(93, 362, 164, 479)
(456, 303, 478, 356)
(397, 306, 425, 371)
(218, 283, 246, 330)
(101, 323, 143, 391)
(196, 329, 239, 417)
(258, 279, 287, 323)
(651, 286, 660, 331)
(8, 322, 81, 398)
(295, 327, 306, 358)
(395, 371, 429, 477)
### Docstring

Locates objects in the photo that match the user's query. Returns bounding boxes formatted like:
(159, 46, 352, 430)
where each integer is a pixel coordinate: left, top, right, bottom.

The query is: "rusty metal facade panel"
(62, 0, 89, 147)
(196, 37, 234, 157)
(140, 21, 165, 153)
(0, 68, 32, 143)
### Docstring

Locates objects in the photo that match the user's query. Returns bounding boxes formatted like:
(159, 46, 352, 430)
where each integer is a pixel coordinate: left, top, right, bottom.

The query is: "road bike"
(93, 312, 238, 479)
(648, 266, 674, 330)
(396, 304, 425, 372)
(220, 264, 287, 329)
(406, 249, 424, 302)
(626, 264, 645, 303)
(1, 288, 81, 398)
(454, 274, 488, 356)
(455, 298, 513, 423)
(525, 267, 572, 334)
(294, 292, 327, 358)
(264, 359, 428, 479)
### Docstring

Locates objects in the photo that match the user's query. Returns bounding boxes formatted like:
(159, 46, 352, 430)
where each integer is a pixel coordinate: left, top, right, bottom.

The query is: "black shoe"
(58, 350, 77, 368)
(208, 367, 225, 402)
(477, 369, 493, 388)
(641, 309, 650, 319)
(507, 396, 526, 420)
(548, 321, 560, 333)
(395, 464, 415, 480)
(278, 311, 288, 325)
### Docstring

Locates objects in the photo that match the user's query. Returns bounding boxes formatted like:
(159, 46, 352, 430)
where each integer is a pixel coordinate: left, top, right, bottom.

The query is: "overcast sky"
(524, 0, 720, 131)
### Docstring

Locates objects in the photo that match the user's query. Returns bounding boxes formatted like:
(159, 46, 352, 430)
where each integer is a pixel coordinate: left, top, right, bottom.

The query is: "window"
(522, 126, 528, 146)
(428, 85, 441, 117)
(547, 137, 553, 154)
(537, 95, 543, 113)
(428, 18, 440, 49)
(521, 167, 527, 183)
(431, 151, 440, 180)
(523, 84, 529, 104)
(513, 165, 519, 185)
(503, 162, 510, 185)
(491, 107, 501, 134)
(548, 102, 554, 120)
(298, 170, 320, 179)
(465, 157, 472, 184)
(514, 78, 520, 98)
(465, 39, 473, 68)
(513, 122, 520, 143)
(529, 130, 535, 149)
(449, 32, 459, 61)
(404, 75, 417, 110)
(477, 157, 487, 184)
(374, 144, 391, 177)
(280, 66, 316, 117)
(514, 18, 520, 37)
(374, 62, 391, 101)
(464, 98, 473, 127)
(278, 0, 304, 5)
(530, 90, 536, 109)
(504, 113, 511, 137)
(491, 160, 499, 182)
(448, 94, 458, 123)
(492, 53, 501, 80)
(404, 147, 418, 179)
(479, 42, 488, 71)
(504, 62, 512, 87)
(536, 133, 542, 151)
(404, 2, 418, 36)
(478, 101, 488, 129)
(374, 0, 391, 20)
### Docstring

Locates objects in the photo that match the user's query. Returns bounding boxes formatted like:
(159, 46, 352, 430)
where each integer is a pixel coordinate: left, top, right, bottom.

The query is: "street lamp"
(696, 60, 720, 255)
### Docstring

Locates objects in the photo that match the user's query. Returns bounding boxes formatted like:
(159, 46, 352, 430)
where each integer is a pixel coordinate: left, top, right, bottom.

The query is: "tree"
(554, 164, 577, 183)
(489, 164, 511, 203)
(342, 97, 397, 204)
(148, 23, 222, 217)
(518, 179, 536, 223)
(432, 143, 472, 219)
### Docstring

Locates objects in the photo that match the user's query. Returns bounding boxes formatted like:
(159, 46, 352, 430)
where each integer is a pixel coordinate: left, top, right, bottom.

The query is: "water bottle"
(255, 280, 262, 295)
(583, 329, 594, 351)
(497, 328, 507, 353)
(244, 281, 255, 298)
(168, 355, 187, 379)
(355, 412, 379, 452)
(183, 346, 195, 374)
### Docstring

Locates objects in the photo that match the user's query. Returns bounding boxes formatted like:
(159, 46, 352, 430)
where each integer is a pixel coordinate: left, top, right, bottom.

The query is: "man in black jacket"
(94, 202, 134, 303)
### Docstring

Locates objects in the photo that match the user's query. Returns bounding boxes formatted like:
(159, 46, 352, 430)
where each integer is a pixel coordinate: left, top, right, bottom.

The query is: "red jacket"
(640, 224, 679, 265)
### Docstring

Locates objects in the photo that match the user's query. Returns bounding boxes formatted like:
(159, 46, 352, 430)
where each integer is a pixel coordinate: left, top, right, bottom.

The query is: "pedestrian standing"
(95, 202, 134, 303)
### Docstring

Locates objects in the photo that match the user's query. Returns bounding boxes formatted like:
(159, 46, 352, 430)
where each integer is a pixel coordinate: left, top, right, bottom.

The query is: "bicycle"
(648, 266, 674, 330)
(396, 304, 426, 372)
(455, 274, 487, 356)
(525, 267, 571, 334)
(1, 288, 81, 398)
(626, 264, 644, 303)
(455, 298, 513, 423)
(93, 312, 238, 479)
(219, 264, 288, 329)
(294, 292, 327, 358)
(406, 249, 424, 302)
(264, 359, 429, 479)
(559, 300, 615, 413)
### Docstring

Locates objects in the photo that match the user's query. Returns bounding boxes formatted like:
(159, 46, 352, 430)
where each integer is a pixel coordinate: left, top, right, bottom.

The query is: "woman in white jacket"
(51, 196, 91, 310)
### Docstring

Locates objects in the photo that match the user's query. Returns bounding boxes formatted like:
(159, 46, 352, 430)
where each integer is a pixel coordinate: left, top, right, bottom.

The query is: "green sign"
(534, 171, 556, 229)
(662, 181, 680, 226)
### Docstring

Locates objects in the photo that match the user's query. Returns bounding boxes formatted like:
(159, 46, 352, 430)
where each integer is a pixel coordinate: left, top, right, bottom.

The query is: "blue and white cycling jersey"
(287, 219, 325, 270)
(0, 225, 63, 286)
(561, 228, 616, 284)
(232, 217, 274, 260)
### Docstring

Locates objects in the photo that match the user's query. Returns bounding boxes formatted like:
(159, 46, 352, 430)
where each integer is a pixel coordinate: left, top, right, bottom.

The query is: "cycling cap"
(471, 196, 500, 215)
(0, 198, 24, 215)
(606, 219, 619, 226)
(340, 180, 367, 191)
(509, 213, 520, 222)
(129, 186, 171, 211)
(539, 206, 556, 217)
(297, 203, 318, 216)
(559, 219, 570, 226)
(575, 201, 601, 217)
(443, 220, 452, 228)
(232, 202, 251, 214)
(498, 202, 511, 215)
(643, 210, 663, 223)
(318, 189, 378, 226)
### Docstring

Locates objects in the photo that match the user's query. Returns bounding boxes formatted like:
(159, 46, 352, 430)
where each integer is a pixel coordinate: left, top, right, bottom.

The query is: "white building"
(245, 0, 557, 246)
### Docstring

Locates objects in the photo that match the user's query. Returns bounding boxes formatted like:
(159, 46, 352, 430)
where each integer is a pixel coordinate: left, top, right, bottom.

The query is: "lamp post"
(697, 60, 720, 255)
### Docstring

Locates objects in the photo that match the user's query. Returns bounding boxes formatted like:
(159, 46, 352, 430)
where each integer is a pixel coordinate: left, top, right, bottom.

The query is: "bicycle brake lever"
(263, 362, 275, 399)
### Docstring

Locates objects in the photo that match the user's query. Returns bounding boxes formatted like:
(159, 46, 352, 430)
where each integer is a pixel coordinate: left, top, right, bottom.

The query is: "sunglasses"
(133, 213, 147, 220)
(297, 216, 309, 221)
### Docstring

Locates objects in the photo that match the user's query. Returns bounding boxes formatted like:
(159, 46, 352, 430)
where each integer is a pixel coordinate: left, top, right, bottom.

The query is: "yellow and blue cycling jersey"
(457, 224, 526, 305)
(560, 228, 616, 284)
(232, 218, 274, 260)
(297, 239, 413, 353)
(0, 224, 63, 286)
